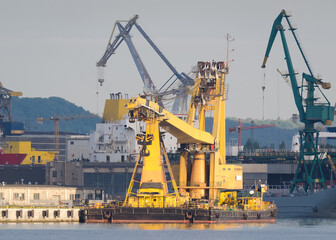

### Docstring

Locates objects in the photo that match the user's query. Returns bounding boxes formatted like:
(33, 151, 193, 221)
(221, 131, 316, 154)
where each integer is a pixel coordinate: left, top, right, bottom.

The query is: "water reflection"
(278, 218, 336, 227)
(124, 223, 269, 230)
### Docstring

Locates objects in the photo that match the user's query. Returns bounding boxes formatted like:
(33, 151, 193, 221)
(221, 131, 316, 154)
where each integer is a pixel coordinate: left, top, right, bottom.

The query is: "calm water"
(0, 219, 335, 240)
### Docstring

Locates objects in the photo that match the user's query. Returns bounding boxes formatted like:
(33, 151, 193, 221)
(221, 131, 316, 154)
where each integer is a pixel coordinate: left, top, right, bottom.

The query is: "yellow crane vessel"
(80, 61, 277, 224)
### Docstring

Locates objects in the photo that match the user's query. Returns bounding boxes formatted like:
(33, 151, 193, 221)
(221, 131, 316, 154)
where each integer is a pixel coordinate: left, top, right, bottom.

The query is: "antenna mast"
(226, 34, 234, 73)
(262, 73, 266, 120)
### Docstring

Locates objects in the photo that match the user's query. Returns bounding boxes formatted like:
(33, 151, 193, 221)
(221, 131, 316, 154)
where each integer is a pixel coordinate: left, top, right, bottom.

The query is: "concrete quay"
(0, 208, 80, 222)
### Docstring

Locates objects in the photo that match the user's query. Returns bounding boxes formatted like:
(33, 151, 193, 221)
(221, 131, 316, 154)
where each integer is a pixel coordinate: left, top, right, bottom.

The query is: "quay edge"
(0, 208, 80, 222)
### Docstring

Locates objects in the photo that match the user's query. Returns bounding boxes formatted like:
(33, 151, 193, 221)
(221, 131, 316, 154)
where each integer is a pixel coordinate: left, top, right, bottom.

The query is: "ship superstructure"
(1, 141, 56, 165)
(89, 93, 179, 163)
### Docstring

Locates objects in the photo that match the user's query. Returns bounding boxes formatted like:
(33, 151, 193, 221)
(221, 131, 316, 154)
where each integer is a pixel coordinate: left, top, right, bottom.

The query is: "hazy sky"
(1, 0, 335, 120)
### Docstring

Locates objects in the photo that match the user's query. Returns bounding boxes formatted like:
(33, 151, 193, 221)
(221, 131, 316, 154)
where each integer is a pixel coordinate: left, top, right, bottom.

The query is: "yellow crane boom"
(127, 96, 214, 145)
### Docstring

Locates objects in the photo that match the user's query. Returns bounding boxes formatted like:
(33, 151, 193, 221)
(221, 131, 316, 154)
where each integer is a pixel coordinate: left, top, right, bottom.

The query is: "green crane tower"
(261, 10, 335, 193)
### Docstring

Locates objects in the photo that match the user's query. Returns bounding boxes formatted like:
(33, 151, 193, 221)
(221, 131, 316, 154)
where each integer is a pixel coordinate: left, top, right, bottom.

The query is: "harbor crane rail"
(262, 9, 335, 193)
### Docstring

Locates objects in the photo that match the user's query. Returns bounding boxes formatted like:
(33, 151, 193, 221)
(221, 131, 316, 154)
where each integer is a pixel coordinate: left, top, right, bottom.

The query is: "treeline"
(206, 117, 301, 150)
(11, 96, 320, 149)
(11, 97, 101, 134)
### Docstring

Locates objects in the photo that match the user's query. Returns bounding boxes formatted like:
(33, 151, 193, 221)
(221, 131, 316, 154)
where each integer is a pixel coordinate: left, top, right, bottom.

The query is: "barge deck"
(79, 206, 277, 224)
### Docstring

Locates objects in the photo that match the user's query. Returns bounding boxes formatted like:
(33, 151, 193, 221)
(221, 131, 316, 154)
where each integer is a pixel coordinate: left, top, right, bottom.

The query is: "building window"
(0, 192, 4, 200)
(70, 194, 80, 200)
(70, 141, 74, 145)
(52, 170, 57, 178)
(14, 193, 25, 200)
(87, 193, 93, 200)
(95, 189, 102, 200)
(33, 193, 40, 200)
(38, 156, 41, 163)
(106, 155, 110, 162)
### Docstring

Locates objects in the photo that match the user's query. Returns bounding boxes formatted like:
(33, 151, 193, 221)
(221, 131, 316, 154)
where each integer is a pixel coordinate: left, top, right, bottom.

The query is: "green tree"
(279, 140, 286, 150)
(252, 141, 260, 149)
(244, 138, 260, 150)
(244, 138, 253, 150)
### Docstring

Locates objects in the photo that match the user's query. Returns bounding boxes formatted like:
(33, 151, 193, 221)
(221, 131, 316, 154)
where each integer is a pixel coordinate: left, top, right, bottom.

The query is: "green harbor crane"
(262, 10, 335, 193)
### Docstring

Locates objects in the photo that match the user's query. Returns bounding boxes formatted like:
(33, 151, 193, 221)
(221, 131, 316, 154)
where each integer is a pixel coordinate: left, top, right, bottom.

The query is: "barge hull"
(80, 207, 277, 224)
(84, 219, 275, 224)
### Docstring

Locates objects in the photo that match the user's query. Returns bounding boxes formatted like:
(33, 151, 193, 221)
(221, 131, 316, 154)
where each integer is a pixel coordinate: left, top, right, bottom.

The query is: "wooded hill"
(12, 97, 101, 134)
(11, 96, 313, 149)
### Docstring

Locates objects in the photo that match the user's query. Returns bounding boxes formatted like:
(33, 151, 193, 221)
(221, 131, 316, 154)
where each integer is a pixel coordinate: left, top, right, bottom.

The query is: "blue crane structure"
(97, 15, 194, 113)
(262, 10, 335, 193)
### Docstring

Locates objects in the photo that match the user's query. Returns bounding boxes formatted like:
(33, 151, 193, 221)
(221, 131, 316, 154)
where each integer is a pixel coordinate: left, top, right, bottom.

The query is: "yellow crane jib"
(8, 91, 23, 97)
(126, 96, 215, 145)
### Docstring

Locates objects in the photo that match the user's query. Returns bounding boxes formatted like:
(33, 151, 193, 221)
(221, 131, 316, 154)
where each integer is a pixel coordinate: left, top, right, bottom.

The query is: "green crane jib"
(262, 10, 335, 193)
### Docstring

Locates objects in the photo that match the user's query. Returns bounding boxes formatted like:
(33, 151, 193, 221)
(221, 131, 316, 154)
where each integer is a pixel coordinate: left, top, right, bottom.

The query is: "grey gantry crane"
(0, 82, 24, 136)
(96, 15, 194, 114)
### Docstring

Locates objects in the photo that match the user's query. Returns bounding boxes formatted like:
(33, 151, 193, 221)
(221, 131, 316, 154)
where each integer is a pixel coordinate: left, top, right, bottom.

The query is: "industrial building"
(2, 132, 89, 161)
(66, 135, 90, 161)
(0, 165, 46, 185)
(0, 184, 103, 207)
(46, 161, 134, 198)
(43, 160, 299, 198)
